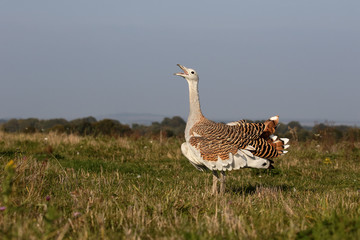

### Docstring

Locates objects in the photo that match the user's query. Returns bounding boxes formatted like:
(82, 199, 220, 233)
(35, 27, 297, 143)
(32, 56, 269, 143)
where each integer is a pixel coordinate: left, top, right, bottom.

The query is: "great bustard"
(174, 64, 289, 194)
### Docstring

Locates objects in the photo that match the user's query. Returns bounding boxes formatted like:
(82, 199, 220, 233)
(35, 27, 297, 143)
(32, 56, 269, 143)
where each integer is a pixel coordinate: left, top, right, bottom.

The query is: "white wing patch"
(181, 143, 205, 171)
(182, 142, 270, 172)
(240, 149, 254, 157)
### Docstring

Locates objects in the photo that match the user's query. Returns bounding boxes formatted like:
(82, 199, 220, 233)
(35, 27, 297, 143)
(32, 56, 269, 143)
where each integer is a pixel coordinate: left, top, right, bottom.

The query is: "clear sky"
(1, 1, 359, 123)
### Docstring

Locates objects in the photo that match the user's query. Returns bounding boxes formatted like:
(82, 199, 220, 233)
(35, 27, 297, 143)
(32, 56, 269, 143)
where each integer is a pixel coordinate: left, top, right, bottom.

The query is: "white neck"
(185, 80, 203, 140)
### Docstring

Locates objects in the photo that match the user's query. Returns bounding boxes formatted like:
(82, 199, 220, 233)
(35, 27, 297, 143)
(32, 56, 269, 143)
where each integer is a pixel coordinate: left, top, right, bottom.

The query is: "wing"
(188, 116, 287, 162)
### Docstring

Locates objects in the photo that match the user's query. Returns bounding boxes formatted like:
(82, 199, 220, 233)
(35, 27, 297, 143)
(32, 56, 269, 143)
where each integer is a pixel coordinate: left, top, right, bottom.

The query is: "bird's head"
(174, 64, 199, 82)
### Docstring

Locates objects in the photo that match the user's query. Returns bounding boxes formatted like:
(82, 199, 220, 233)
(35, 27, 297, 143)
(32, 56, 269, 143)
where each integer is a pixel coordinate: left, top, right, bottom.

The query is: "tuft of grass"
(296, 213, 360, 240)
(0, 131, 359, 239)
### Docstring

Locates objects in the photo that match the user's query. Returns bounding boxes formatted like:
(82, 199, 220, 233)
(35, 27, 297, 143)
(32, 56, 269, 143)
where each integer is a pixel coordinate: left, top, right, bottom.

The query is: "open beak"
(174, 64, 189, 77)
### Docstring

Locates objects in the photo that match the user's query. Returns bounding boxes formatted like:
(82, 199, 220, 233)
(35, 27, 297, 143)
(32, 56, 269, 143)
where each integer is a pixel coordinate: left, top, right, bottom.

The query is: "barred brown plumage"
(189, 117, 281, 161)
(174, 64, 289, 194)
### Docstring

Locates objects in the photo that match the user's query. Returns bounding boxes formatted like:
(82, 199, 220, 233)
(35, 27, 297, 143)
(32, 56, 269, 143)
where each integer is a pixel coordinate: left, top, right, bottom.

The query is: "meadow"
(0, 131, 360, 239)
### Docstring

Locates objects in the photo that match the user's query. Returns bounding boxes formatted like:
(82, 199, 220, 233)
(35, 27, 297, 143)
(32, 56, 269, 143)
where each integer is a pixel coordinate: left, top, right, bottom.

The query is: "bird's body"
(174, 64, 289, 194)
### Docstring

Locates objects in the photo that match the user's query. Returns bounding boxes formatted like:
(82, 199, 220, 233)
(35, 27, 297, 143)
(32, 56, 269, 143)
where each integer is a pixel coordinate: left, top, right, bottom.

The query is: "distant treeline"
(1, 116, 360, 142)
(0, 116, 186, 138)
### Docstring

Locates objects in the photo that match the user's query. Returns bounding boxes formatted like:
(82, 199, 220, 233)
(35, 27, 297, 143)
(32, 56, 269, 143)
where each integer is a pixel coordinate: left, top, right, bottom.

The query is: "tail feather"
(262, 116, 290, 156)
(261, 115, 279, 139)
(270, 135, 278, 141)
(271, 138, 290, 155)
(241, 115, 290, 159)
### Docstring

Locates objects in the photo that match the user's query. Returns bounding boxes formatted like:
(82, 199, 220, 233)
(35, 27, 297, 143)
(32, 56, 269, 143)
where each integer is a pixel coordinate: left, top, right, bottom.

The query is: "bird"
(174, 64, 289, 194)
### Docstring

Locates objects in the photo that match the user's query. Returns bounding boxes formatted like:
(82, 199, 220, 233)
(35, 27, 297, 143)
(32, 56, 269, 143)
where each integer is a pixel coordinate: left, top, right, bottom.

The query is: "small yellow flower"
(5, 160, 16, 170)
(323, 157, 332, 164)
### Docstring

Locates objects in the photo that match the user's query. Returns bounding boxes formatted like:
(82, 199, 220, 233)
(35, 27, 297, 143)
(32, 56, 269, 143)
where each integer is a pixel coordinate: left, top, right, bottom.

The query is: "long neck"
(185, 80, 203, 140)
(187, 80, 203, 120)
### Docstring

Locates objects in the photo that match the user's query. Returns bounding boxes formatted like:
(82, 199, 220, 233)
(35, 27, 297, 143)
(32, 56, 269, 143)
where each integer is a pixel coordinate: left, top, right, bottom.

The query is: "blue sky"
(1, 1, 359, 124)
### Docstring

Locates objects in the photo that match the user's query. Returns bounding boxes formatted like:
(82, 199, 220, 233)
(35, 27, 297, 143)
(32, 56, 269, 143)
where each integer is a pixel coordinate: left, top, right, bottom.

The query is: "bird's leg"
(212, 170, 219, 195)
(219, 171, 226, 194)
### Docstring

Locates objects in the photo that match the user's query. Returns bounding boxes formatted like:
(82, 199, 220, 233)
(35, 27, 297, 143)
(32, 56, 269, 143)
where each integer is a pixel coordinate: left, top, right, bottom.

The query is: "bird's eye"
(191, 71, 195, 74)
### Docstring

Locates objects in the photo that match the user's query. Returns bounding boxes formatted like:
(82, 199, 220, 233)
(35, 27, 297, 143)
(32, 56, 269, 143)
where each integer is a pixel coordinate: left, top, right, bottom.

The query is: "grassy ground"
(0, 131, 360, 239)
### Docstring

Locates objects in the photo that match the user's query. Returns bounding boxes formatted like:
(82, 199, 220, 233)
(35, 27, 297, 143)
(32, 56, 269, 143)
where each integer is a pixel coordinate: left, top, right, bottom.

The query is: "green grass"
(0, 132, 360, 239)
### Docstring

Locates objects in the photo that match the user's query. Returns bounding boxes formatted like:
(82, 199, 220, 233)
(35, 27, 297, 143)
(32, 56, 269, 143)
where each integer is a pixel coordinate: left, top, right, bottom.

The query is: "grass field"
(1, 131, 360, 239)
